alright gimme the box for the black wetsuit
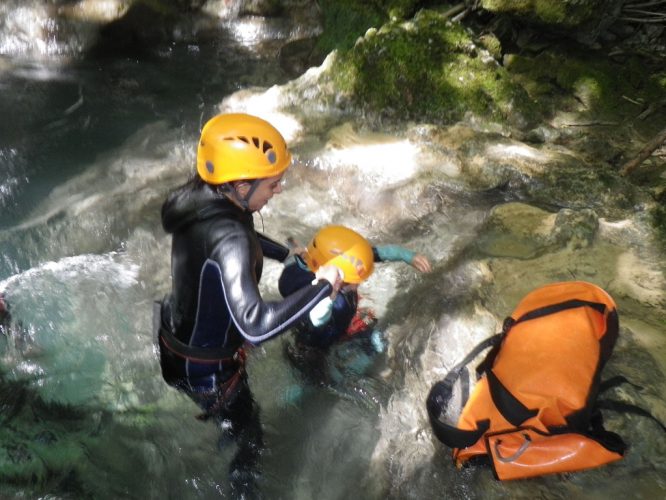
[156,181,332,495]
[158,182,332,393]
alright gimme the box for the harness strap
[195,368,247,421]
[160,328,241,364]
[155,300,240,364]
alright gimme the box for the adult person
[154,113,342,498]
[278,225,432,385]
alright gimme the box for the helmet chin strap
[219,179,261,211]
[241,179,261,211]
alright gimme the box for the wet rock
[476,202,598,259]
[611,251,666,308]
[279,36,324,78]
[522,125,562,144]
[598,217,644,247]
[239,0,283,17]
[553,208,599,250]
[462,136,551,190]
[92,2,182,56]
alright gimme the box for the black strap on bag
[484,300,609,428]
[426,334,501,449]
[595,376,666,434]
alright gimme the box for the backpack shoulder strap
[427,334,501,448]
[597,376,666,433]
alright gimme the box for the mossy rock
[479,0,609,27]
[315,0,386,55]
[504,51,666,125]
[331,9,539,126]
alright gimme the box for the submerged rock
[475,202,598,259]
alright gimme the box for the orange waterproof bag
[427,281,625,480]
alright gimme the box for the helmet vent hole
[262,141,273,153]
[238,136,250,144]
[252,137,260,148]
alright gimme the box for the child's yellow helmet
[196,113,292,185]
[303,225,374,284]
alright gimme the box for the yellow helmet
[196,113,292,184]
[303,225,374,284]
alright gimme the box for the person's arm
[210,225,340,344]
[257,232,290,262]
[374,245,432,273]
[278,255,316,297]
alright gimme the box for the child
[278,225,432,385]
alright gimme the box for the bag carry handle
[493,432,532,463]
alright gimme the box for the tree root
[620,126,666,176]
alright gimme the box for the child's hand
[411,254,432,273]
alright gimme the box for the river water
[1,3,665,499]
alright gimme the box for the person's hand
[411,254,432,273]
[315,264,343,297]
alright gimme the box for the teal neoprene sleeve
[375,245,415,264]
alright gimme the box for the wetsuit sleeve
[211,224,332,345]
[257,232,290,262]
[374,245,416,264]
[278,255,315,297]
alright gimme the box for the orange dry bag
[426,281,627,480]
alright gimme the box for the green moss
[371,0,421,19]
[652,70,666,94]
[505,50,665,121]
[333,9,538,124]
[315,0,385,55]
[480,0,604,26]
[478,33,502,60]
